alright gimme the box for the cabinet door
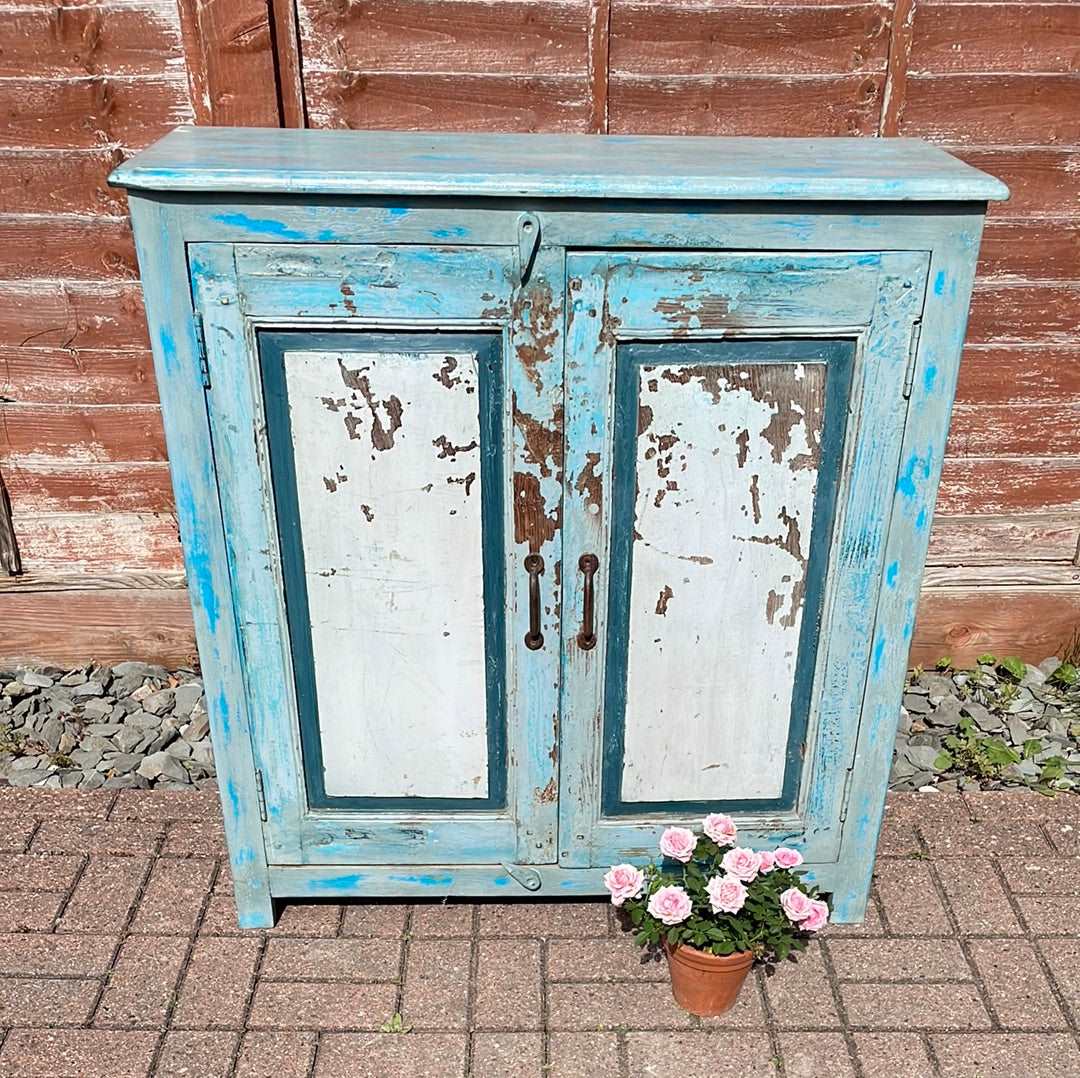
[560,251,928,868]
[190,242,562,867]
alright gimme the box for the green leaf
[981,738,1019,767]
[976,653,997,666]
[998,656,1026,682]
[932,751,954,772]
[1050,662,1079,688]
[935,656,953,671]
[1022,739,1043,761]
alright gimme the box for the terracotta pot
[663,940,754,1016]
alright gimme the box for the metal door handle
[524,553,544,650]
[578,553,599,651]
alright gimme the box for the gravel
[891,656,1080,795]
[0,663,215,791]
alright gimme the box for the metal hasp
[110,127,1006,928]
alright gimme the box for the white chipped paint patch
[284,349,490,800]
[621,362,825,803]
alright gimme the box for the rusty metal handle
[524,554,544,651]
[578,553,599,651]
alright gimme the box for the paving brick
[173,937,261,1030]
[247,981,397,1031]
[261,937,400,981]
[0,854,82,893]
[470,1032,544,1077]
[313,1032,466,1078]
[478,900,609,938]
[155,1031,237,1078]
[548,982,693,1031]
[997,857,1080,896]
[198,894,250,935]
[161,820,227,858]
[967,938,1068,1030]
[1015,896,1074,934]
[625,1032,777,1077]
[821,898,885,937]
[965,790,1080,827]
[0,818,40,853]
[0,933,117,977]
[94,935,189,1029]
[340,903,409,939]
[853,1032,935,1078]
[763,942,842,1030]
[932,1033,1080,1077]
[547,1032,620,1078]
[1044,819,1080,855]
[401,939,470,1030]
[58,855,149,934]
[840,983,991,1030]
[919,817,1052,858]
[780,1032,857,1078]
[410,901,473,937]
[268,903,341,937]
[873,860,952,935]
[32,819,162,857]
[473,938,541,1030]
[548,938,667,982]
[0,978,98,1027]
[0,1029,157,1077]
[935,858,1023,935]
[110,789,221,822]
[129,857,215,935]
[236,1031,318,1078]
[1034,938,1080,1025]
[0,890,63,931]
[0,787,115,820]
[827,938,970,981]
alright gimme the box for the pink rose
[780,887,815,923]
[720,846,760,882]
[706,874,748,915]
[757,850,776,874]
[801,899,829,932]
[647,884,693,926]
[702,813,737,847]
[774,847,804,870]
[602,864,644,907]
[659,826,697,863]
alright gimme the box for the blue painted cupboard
[111,128,1007,926]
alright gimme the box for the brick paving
[0,789,1075,1076]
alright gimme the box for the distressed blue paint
[210,211,305,239]
[933,270,947,295]
[923,364,938,393]
[896,448,933,501]
[432,226,468,238]
[873,636,887,674]
[388,874,455,886]
[158,326,179,375]
[885,561,899,588]
[916,507,928,530]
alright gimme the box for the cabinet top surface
[112,126,1008,203]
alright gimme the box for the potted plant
[603,813,829,1016]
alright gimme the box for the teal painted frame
[258,329,508,812]
[601,338,854,817]
[115,129,1001,924]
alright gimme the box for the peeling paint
[655,585,673,616]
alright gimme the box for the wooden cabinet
[113,129,1006,926]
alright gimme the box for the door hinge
[838,766,856,823]
[254,769,268,822]
[515,212,541,285]
[193,312,211,390]
[902,320,922,399]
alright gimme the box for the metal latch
[902,320,922,399]
[193,311,211,390]
[516,212,541,285]
[503,863,543,891]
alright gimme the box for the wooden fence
[0,0,1077,667]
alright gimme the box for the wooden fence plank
[880,0,914,135]
[305,71,592,132]
[0,282,147,352]
[938,457,1080,515]
[909,1,1080,75]
[0,215,137,281]
[0,469,19,575]
[900,74,1080,144]
[0,3,186,79]
[966,283,1080,344]
[2,462,174,514]
[956,346,1080,406]
[947,403,1080,457]
[955,148,1080,219]
[911,586,1080,667]
[0,348,158,406]
[0,588,196,666]
[977,220,1080,282]
[0,405,167,464]
[609,0,891,76]
[608,74,884,135]
[0,149,127,215]
[0,75,192,150]
[928,513,1079,566]
[10,512,182,574]
[587,0,611,133]
[270,0,306,127]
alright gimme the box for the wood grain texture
[270,0,306,127]
[2,462,173,514]
[0,405,166,464]
[608,75,884,136]
[956,148,1080,219]
[955,346,1080,406]
[0,149,127,215]
[938,458,1080,516]
[304,71,592,133]
[0,282,147,351]
[966,283,1080,345]
[880,0,914,136]
[911,587,1080,667]
[927,514,1079,566]
[9,512,181,574]
[908,2,1080,74]
[0,348,158,405]
[947,404,1080,457]
[610,0,891,76]
[0,469,19,575]
[977,220,1080,282]
[0,215,137,281]
[587,0,611,133]
[297,0,589,74]
[0,587,196,666]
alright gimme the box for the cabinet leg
[825,878,871,924]
[234,883,277,929]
